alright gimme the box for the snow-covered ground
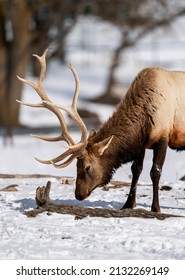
[1,16,185,266]
[1,60,185,261]
[1,133,185,261]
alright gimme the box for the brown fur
[20,51,178,212]
[75,67,185,212]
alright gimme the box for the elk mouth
[86,185,98,198]
[75,182,105,200]
[86,183,104,197]
[88,182,105,195]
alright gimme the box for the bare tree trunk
[93,33,130,104]
[0,48,7,127]
[0,1,33,132]
[0,9,12,140]
[94,8,185,105]
[6,2,32,127]
[0,10,6,116]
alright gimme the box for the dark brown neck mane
[89,79,157,183]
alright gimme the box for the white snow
[1,135,185,260]
[1,16,185,265]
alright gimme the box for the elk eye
[85,166,90,173]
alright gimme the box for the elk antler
[17,48,88,168]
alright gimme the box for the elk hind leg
[150,137,168,212]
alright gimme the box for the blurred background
[1,0,185,144]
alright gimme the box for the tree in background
[91,0,185,103]
[0,0,84,134]
[0,0,185,135]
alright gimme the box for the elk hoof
[121,200,136,210]
[151,205,161,212]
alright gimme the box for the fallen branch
[103,181,149,190]
[24,181,182,220]
[0,173,74,184]
[0,184,18,192]
[0,173,154,190]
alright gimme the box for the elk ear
[88,128,96,140]
[95,135,114,156]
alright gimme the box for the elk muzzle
[75,183,91,200]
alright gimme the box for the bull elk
[17,49,185,212]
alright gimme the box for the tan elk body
[17,49,185,212]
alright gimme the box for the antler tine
[39,151,78,169]
[68,64,79,108]
[51,153,77,168]
[43,64,88,148]
[34,148,78,169]
[34,148,74,165]
[30,134,65,142]
[32,48,48,85]
[68,64,88,143]
[17,48,75,146]
[16,99,43,108]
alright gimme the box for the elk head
[17,49,114,200]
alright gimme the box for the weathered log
[35,181,52,207]
[0,173,62,179]
[0,184,18,192]
[0,173,133,187]
[24,181,182,220]
[0,173,74,184]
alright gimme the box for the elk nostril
[75,194,83,201]
[75,185,84,200]
[75,191,84,201]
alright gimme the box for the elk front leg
[150,138,168,212]
[122,149,145,209]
